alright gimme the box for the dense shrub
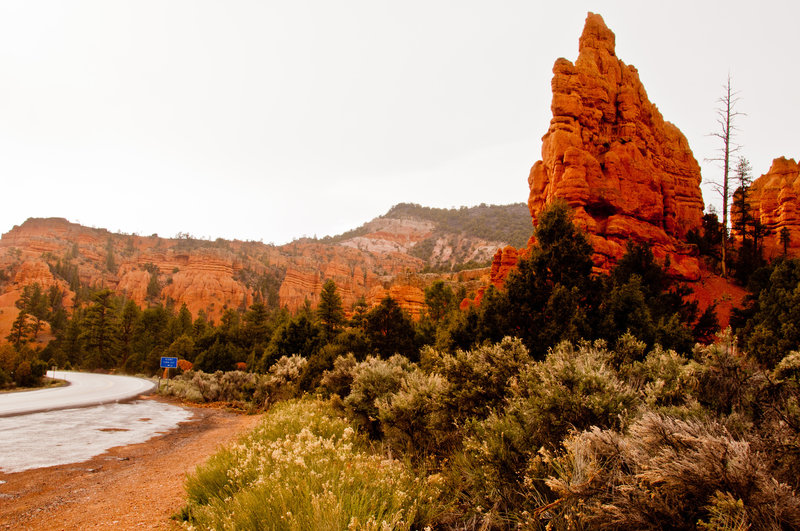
[160,356,307,407]
[260,354,308,405]
[624,341,698,413]
[344,355,414,437]
[421,336,531,420]
[544,413,800,529]
[756,350,800,490]
[454,340,640,524]
[319,352,358,398]
[690,330,764,417]
[733,258,800,368]
[377,370,452,457]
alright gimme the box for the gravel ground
[0,397,261,530]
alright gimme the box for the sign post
[160,357,178,390]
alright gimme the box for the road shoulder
[0,396,261,530]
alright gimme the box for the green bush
[344,355,414,437]
[690,330,763,417]
[377,369,452,457]
[259,354,308,406]
[320,353,358,398]
[454,340,640,524]
[421,336,531,421]
[625,343,698,413]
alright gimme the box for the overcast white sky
[1,1,797,244]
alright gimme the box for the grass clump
[180,398,447,530]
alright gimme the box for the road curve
[0,371,155,417]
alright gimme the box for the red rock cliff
[734,157,800,258]
[527,12,704,280]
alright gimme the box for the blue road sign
[160,357,178,369]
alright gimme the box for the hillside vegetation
[384,202,532,248]
[325,203,531,247]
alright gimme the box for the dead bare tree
[707,74,744,278]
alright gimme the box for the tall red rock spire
[528,12,705,280]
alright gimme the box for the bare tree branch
[703,74,746,277]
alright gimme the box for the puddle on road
[0,400,194,473]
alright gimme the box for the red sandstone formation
[489,246,521,289]
[0,217,483,338]
[460,246,522,309]
[734,157,800,258]
[527,12,704,280]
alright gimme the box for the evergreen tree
[133,305,171,357]
[424,280,456,323]
[349,297,369,328]
[176,303,193,337]
[317,280,344,337]
[502,201,597,358]
[81,289,120,369]
[219,308,242,343]
[146,271,161,303]
[62,310,84,367]
[243,301,271,347]
[733,258,800,367]
[118,299,141,368]
[16,283,49,341]
[6,310,32,349]
[164,334,196,363]
[363,296,417,359]
[780,227,791,256]
[269,314,321,359]
[193,309,209,337]
[194,337,236,372]
[47,285,68,333]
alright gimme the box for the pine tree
[6,310,32,349]
[424,280,455,323]
[81,289,120,369]
[118,299,141,368]
[780,227,791,256]
[243,301,270,346]
[503,201,596,357]
[363,296,417,359]
[16,283,49,341]
[317,279,344,337]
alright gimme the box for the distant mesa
[527,12,705,281]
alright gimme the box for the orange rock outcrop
[734,157,800,258]
[460,246,521,309]
[527,12,704,280]
[489,246,521,289]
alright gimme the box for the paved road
[0,371,155,417]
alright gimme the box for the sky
[1,1,797,244]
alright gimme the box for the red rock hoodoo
[527,12,705,280]
[734,157,800,258]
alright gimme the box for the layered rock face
[528,13,704,280]
[0,215,499,338]
[735,157,800,258]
